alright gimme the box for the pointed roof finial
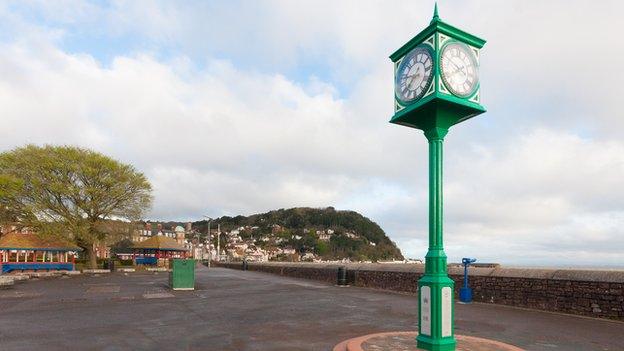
[431,2,440,24]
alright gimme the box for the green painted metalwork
[389,11,485,62]
[431,3,439,24]
[389,4,486,351]
[169,259,196,290]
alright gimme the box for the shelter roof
[132,235,188,251]
[0,232,80,251]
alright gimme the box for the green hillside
[191,207,404,262]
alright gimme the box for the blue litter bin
[460,257,476,303]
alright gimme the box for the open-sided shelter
[131,235,188,266]
[0,232,80,273]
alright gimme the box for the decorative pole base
[417,275,455,351]
[333,331,525,351]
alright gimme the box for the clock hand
[449,60,466,75]
[406,66,423,80]
[446,63,468,79]
[446,67,462,77]
[449,59,461,70]
[409,72,424,89]
[404,72,420,86]
[403,76,415,90]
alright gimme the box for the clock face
[395,46,434,104]
[440,42,479,98]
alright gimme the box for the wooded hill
[175,207,404,262]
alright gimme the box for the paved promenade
[0,266,622,350]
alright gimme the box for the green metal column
[417,127,456,351]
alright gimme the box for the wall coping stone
[240,262,624,283]
[0,276,14,285]
[82,269,111,274]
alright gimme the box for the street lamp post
[217,224,221,262]
[204,216,211,268]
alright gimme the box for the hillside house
[318,232,331,241]
[345,232,358,239]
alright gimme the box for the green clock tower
[389,4,486,351]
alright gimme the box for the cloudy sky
[1,1,623,267]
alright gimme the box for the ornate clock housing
[395,45,434,104]
[440,41,479,98]
[389,7,486,132]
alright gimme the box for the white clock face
[395,46,433,104]
[440,42,479,98]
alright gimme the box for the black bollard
[337,266,347,286]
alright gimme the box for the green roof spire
[431,2,440,24]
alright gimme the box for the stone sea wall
[216,261,624,321]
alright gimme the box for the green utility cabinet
[169,259,195,290]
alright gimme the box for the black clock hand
[449,59,461,70]
[449,60,466,75]
[404,72,419,87]
[409,73,424,89]
[403,76,416,92]
[447,62,468,78]
[445,67,461,77]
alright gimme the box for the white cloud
[1,1,624,266]
[392,129,624,265]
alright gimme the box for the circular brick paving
[333,331,524,351]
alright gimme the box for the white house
[345,232,358,239]
[318,233,331,241]
[281,247,296,255]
